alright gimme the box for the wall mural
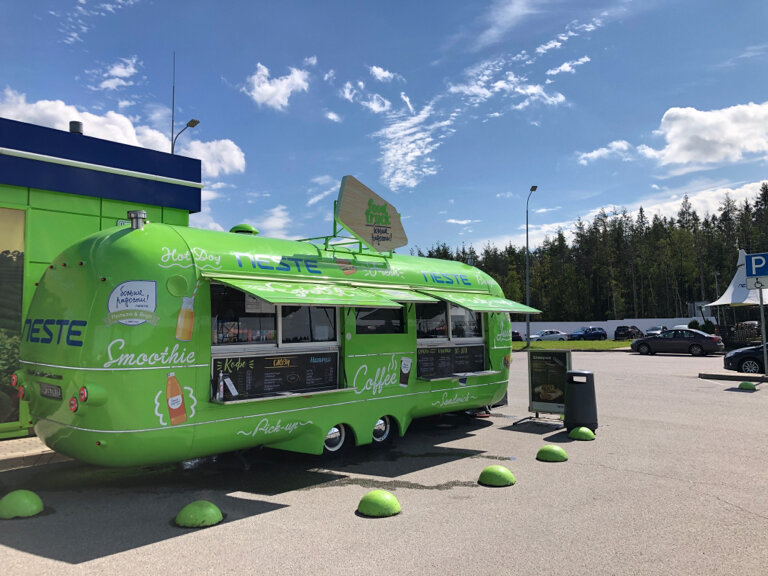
[0,208,24,424]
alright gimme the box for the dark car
[645,325,667,337]
[568,326,607,341]
[511,330,523,342]
[724,344,767,373]
[614,325,643,340]
[631,328,724,356]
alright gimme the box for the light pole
[171,118,200,154]
[525,185,537,348]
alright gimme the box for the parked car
[631,328,724,356]
[511,330,523,342]
[567,326,607,341]
[529,329,568,341]
[724,344,767,373]
[645,325,668,337]
[614,325,643,340]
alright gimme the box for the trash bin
[564,370,598,432]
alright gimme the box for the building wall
[0,117,201,437]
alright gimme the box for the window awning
[420,289,541,314]
[362,287,440,303]
[215,278,402,308]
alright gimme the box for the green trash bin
[564,370,597,432]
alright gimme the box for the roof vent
[229,224,259,235]
[69,121,83,135]
[127,210,147,230]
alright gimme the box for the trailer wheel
[324,424,348,454]
[372,416,395,446]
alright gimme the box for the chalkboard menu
[417,345,485,379]
[211,351,338,401]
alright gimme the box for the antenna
[171,51,175,153]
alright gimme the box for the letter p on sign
[747,253,768,277]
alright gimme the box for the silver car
[529,329,568,341]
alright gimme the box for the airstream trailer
[14,182,537,467]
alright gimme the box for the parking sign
[745,253,768,277]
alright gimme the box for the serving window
[416,300,485,379]
[210,282,340,401]
[355,307,406,335]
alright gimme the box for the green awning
[216,278,402,308]
[421,290,541,314]
[362,287,440,303]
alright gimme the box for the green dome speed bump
[478,465,516,487]
[568,426,596,441]
[536,444,568,462]
[739,381,757,391]
[175,500,223,528]
[0,490,44,519]
[357,489,401,518]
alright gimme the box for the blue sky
[2,0,767,252]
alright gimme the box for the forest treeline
[413,182,768,322]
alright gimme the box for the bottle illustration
[175,296,195,341]
[166,372,187,425]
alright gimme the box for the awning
[363,287,439,303]
[421,289,541,314]
[215,278,401,308]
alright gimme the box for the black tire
[323,424,348,454]
[558,338,565,341]
[371,416,395,446]
[689,344,705,357]
[739,358,763,374]
[637,343,651,355]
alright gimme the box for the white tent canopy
[708,249,768,307]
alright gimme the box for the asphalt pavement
[1,351,767,576]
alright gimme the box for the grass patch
[510,340,629,351]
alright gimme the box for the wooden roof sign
[335,175,408,252]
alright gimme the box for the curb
[699,372,768,382]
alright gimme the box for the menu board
[417,345,485,379]
[211,351,338,401]
[527,350,571,414]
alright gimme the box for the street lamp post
[713,271,721,327]
[525,185,537,348]
[171,118,200,154]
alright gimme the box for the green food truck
[13,176,538,467]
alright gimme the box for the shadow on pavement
[0,412,491,564]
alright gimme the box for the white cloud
[340,81,357,102]
[324,70,336,83]
[400,92,415,114]
[375,103,456,191]
[536,39,562,54]
[496,192,518,199]
[97,77,132,91]
[307,186,337,206]
[325,110,342,123]
[534,206,561,214]
[447,218,481,225]
[578,140,633,165]
[303,55,318,66]
[246,205,297,239]
[361,94,391,114]
[546,56,591,76]
[189,201,226,231]
[369,65,402,82]
[117,99,135,109]
[638,101,768,168]
[54,0,140,44]
[312,175,336,186]
[448,58,505,106]
[474,0,537,50]
[242,63,309,111]
[180,139,246,179]
[108,55,139,78]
